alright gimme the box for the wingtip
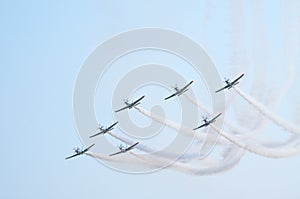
[88,143,95,148]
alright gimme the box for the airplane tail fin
[172,84,178,91]
[134,102,141,106]
[182,89,189,93]
[202,116,209,122]
[97,124,104,130]
[123,99,129,105]
[118,144,125,150]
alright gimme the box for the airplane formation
[66,74,244,160]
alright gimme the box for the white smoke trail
[97,147,245,176]
[210,124,300,158]
[107,131,208,162]
[185,93,300,148]
[87,3,300,175]
[184,93,210,113]
[86,135,245,175]
[129,151,243,176]
[184,93,254,136]
[85,152,143,164]
[102,109,248,174]
[234,87,300,134]
[134,106,249,171]
[108,129,246,171]
[134,106,230,145]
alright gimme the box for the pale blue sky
[1,0,300,198]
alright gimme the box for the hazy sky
[1,1,300,198]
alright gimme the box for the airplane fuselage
[226,80,240,89]
[118,146,126,152]
[174,88,188,96]
[125,101,135,109]
[203,122,210,127]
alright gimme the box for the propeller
[123,99,129,103]
[97,124,104,130]
[73,147,80,153]
[118,144,125,150]
[224,77,230,83]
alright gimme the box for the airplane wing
[114,105,130,112]
[109,151,123,156]
[231,73,244,85]
[82,144,95,153]
[180,80,194,91]
[107,121,118,130]
[125,142,139,151]
[89,131,103,138]
[215,85,230,93]
[193,123,206,130]
[131,95,145,106]
[65,153,82,160]
[210,113,222,123]
[164,92,178,100]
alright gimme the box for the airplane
[164,80,194,100]
[115,95,145,112]
[193,113,222,130]
[65,144,95,160]
[215,74,244,93]
[89,121,118,138]
[109,142,139,156]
